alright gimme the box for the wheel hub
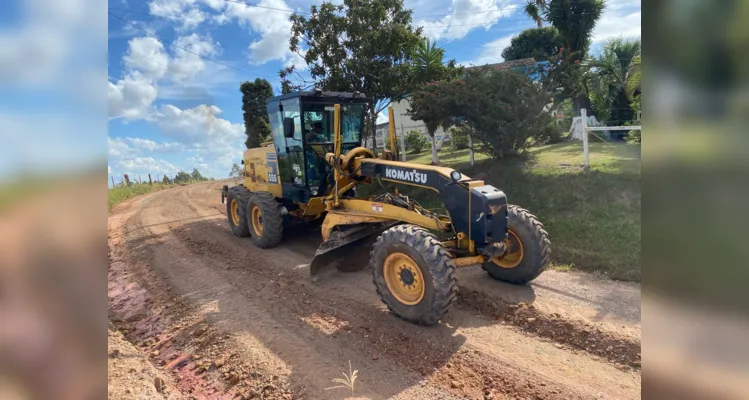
[383,252,425,305]
[399,268,415,286]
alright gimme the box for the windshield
[302,103,364,144]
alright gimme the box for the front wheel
[482,205,551,284]
[370,225,457,326]
[246,192,284,248]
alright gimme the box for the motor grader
[221,90,550,326]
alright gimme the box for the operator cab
[266,90,366,204]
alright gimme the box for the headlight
[310,186,319,196]
[450,170,462,182]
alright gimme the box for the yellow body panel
[242,145,282,198]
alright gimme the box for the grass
[108,182,175,210]
[378,142,641,282]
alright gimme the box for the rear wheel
[370,225,457,326]
[247,192,284,248]
[226,186,251,237]
[482,205,550,284]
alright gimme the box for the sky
[106,0,641,183]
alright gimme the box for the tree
[626,53,641,100]
[588,37,641,125]
[524,0,548,27]
[501,27,563,62]
[410,68,554,159]
[526,0,605,115]
[284,0,424,148]
[174,171,191,184]
[229,163,243,178]
[404,130,428,153]
[410,38,461,83]
[191,168,205,181]
[407,80,457,164]
[240,78,274,149]
[450,126,469,150]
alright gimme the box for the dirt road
[108,181,641,400]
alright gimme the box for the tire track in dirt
[112,182,641,399]
[189,182,640,369]
[129,185,463,400]
[155,183,639,399]
[456,290,641,369]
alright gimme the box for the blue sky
[107,0,640,183]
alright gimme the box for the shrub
[450,127,469,149]
[408,68,554,158]
[404,130,428,153]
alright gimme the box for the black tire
[370,224,457,326]
[246,192,284,248]
[226,186,251,237]
[482,205,551,284]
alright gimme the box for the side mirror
[283,118,295,138]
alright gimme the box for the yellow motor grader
[221,90,550,325]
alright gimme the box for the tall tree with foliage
[524,0,548,27]
[410,68,554,159]
[240,78,274,149]
[407,37,462,164]
[282,0,423,147]
[501,27,563,62]
[588,37,641,124]
[525,0,605,115]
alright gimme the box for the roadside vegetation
[108,182,174,210]
[108,168,215,210]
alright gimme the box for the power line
[110,2,640,26]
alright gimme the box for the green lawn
[396,142,641,282]
[108,183,175,210]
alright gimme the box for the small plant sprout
[325,360,358,395]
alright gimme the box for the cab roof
[268,90,368,103]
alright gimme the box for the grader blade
[310,222,397,282]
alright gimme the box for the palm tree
[410,38,451,165]
[410,38,446,83]
[589,37,642,124]
[626,53,641,100]
[524,0,547,28]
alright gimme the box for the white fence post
[581,108,589,170]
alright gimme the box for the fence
[108,173,160,188]
[579,108,642,170]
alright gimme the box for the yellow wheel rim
[251,205,263,236]
[230,199,240,226]
[492,230,524,268]
[383,252,425,305]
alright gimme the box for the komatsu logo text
[384,168,428,184]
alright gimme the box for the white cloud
[148,0,206,30]
[465,33,513,66]
[168,33,221,83]
[415,0,517,41]
[108,72,159,120]
[117,156,181,176]
[592,10,641,44]
[125,137,186,153]
[212,0,305,67]
[151,104,243,145]
[108,137,139,159]
[124,37,169,80]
